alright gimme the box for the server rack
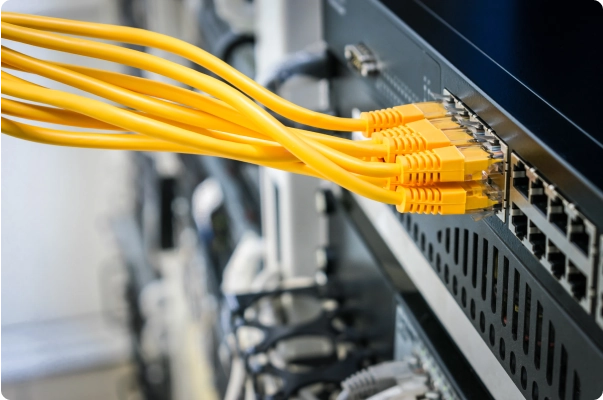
[324,1,603,399]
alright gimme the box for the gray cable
[336,361,413,400]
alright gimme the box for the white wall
[1,0,134,328]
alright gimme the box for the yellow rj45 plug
[392,145,502,185]
[396,181,501,215]
[371,119,476,161]
[360,101,448,137]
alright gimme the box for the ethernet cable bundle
[0,12,503,215]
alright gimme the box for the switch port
[512,161,529,200]
[528,221,545,259]
[546,240,566,279]
[511,204,527,240]
[530,177,548,215]
[549,197,568,234]
[567,262,587,301]
[569,215,590,256]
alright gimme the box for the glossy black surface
[380,0,603,190]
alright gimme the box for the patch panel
[509,152,598,314]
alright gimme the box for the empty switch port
[549,197,568,234]
[530,177,548,215]
[569,215,590,256]
[511,204,528,239]
[528,222,546,259]
[546,240,566,279]
[512,161,529,199]
[567,261,587,300]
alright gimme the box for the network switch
[510,153,598,314]
[325,0,603,398]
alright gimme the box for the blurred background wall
[1,0,135,399]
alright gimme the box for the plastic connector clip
[371,119,476,161]
[392,145,501,185]
[396,181,501,215]
[360,102,448,137]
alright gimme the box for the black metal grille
[399,213,603,400]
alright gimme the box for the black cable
[259,49,333,93]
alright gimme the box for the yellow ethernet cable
[39,63,390,158]
[371,119,476,161]
[360,102,448,137]
[1,47,264,138]
[2,73,403,205]
[1,61,387,158]
[1,98,124,130]
[0,12,507,215]
[1,78,297,162]
[0,109,397,195]
[395,181,501,215]
[0,23,397,187]
[4,116,491,216]
[0,117,324,178]
[2,47,398,179]
[2,93,388,166]
[2,57,389,158]
[1,30,402,185]
[1,12,447,135]
[393,145,502,185]
[49,61,244,123]
[40,63,387,158]
[1,67,390,179]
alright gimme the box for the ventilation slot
[535,302,543,369]
[491,247,499,313]
[533,381,540,400]
[462,229,469,276]
[523,284,532,355]
[445,227,450,253]
[559,346,568,399]
[482,239,489,301]
[472,233,479,288]
[572,371,580,400]
[546,322,555,385]
[489,324,495,346]
[502,257,509,326]
[454,228,460,265]
[512,269,521,340]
